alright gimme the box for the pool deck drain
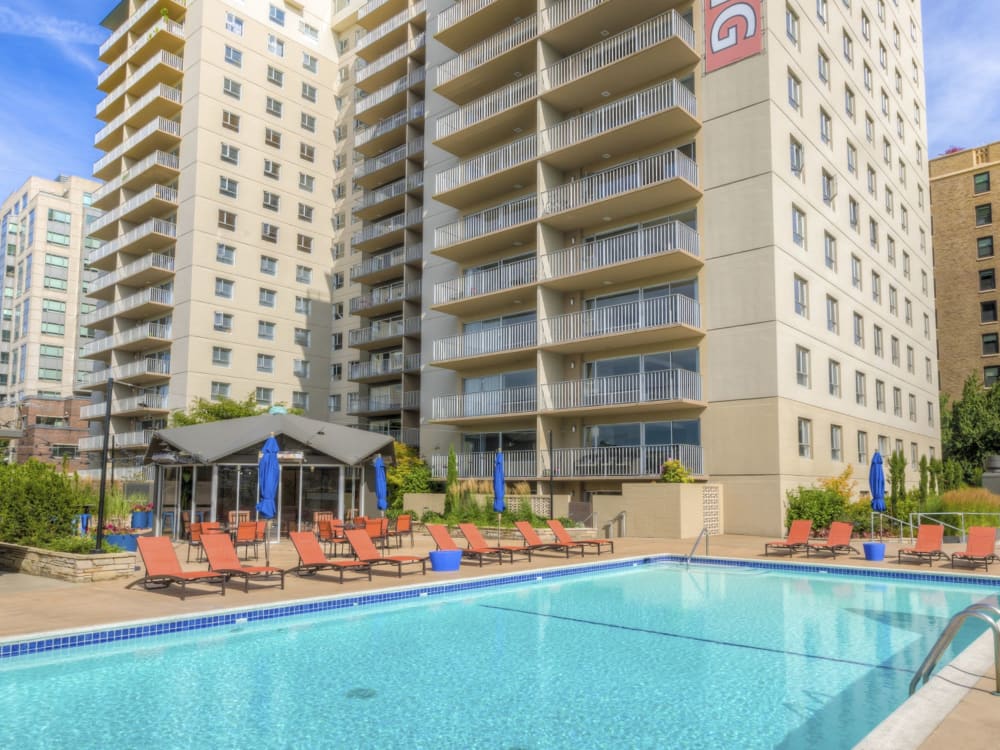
[2,532,998,749]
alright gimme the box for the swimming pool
[0,558,994,749]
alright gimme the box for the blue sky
[0,0,997,200]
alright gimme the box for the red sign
[705,0,763,73]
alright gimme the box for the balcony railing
[76,358,170,389]
[92,151,179,205]
[358,0,393,22]
[549,444,703,477]
[89,253,175,296]
[352,207,423,246]
[348,317,420,347]
[97,50,184,116]
[348,393,404,414]
[350,243,422,281]
[357,33,425,84]
[355,67,426,116]
[539,79,696,154]
[434,257,535,305]
[98,18,184,87]
[540,369,701,411]
[351,279,421,313]
[349,351,420,380]
[354,136,424,179]
[539,11,694,92]
[435,15,536,88]
[434,0,495,35]
[431,450,537,479]
[81,323,171,358]
[80,429,159,452]
[539,149,698,217]
[541,294,699,345]
[94,117,181,175]
[82,287,173,326]
[356,172,424,213]
[432,385,537,419]
[434,194,536,250]
[538,0,609,31]
[357,1,425,51]
[89,184,177,234]
[80,394,169,420]
[356,102,425,148]
[436,73,537,141]
[433,320,536,361]
[541,221,699,280]
[95,83,182,146]
[99,0,187,58]
[435,133,536,194]
[361,425,419,445]
[87,217,177,266]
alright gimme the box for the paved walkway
[1,532,998,749]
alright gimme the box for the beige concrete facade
[929,141,1000,400]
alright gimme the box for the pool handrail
[870,511,917,542]
[908,511,1000,544]
[909,603,1000,696]
[685,527,709,567]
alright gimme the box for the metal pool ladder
[684,527,709,567]
[909,603,1000,696]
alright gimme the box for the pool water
[0,562,993,749]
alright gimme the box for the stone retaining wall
[0,543,136,583]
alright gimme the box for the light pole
[92,378,114,553]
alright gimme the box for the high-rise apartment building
[929,141,999,400]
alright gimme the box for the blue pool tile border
[3,554,999,661]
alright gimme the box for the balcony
[352,207,423,252]
[353,171,423,221]
[92,151,180,209]
[538,11,697,111]
[349,317,421,350]
[94,117,181,180]
[434,73,536,156]
[351,243,422,284]
[538,0,670,54]
[433,194,536,262]
[88,253,175,301]
[347,393,403,416]
[354,136,424,188]
[539,294,701,353]
[80,429,158,453]
[550,444,703,478]
[355,102,424,156]
[432,256,535,316]
[97,50,184,120]
[434,133,536,208]
[356,33,425,91]
[361,424,419,446]
[539,369,703,417]
[350,280,421,316]
[537,149,699,231]
[82,288,173,330]
[355,67,425,124]
[98,17,184,92]
[538,79,698,170]
[540,221,700,291]
[432,385,537,421]
[94,83,183,151]
[76,358,170,390]
[99,0,187,62]
[434,0,536,52]
[349,352,420,382]
[432,320,536,368]
[89,185,178,239]
[80,323,172,361]
[357,1,426,61]
[431,449,536,479]
[81,394,170,420]
[435,15,536,104]
[87,218,177,271]
[357,0,405,28]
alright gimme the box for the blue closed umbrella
[869,450,886,513]
[493,452,505,543]
[257,436,280,565]
[374,455,388,516]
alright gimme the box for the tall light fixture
[92,378,114,553]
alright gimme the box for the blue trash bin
[863,542,886,561]
[429,549,462,572]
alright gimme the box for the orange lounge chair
[459,523,532,563]
[514,521,585,558]
[806,521,860,557]
[427,524,503,566]
[898,524,946,565]
[387,514,414,548]
[201,531,285,591]
[764,519,812,556]
[546,519,614,555]
[131,536,226,600]
[288,532,372,582]
[345,528,427,577]
[951,526,999,571]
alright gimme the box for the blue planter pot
[429,549,462,572]
[863,542,886,562]
[131,511,152,529]
[105,534,139,552]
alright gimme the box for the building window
[225,13,244,36]
[218,210,236,230]
[211,381,231,400]
[873,325,883,356]
[790,137,804,176]
[303,52,318,73]
[265,97,283,118]
[299,173,315,192]
[865,114,874,143]
[851,255,862,289]
[333,272,345,290]
[980,269,996,291]
[295,265,312,283]
[978,237,995,258]
[847,141,858,174]
[907,345,915,373]
[796,345,811,387]
[268,35,285,57]
[215,278,234,298]
[787,72,802,110]
[259,288,276,307]
[219,177,238,198]
[893,387,903,417]
[868,218,879,250]
[269,4,285,25]
[844,86,855,119]
[292,392,309,410]
[220,143,240,164]
[794,275,809,317]
[298,203,313,222]
[296,234,314,253]
[332,332,343,350]
[818,49,830,83]
[294,327,311,346]
[830,424,842,461]
[257,354,275,373]
[224,45,242,67]
[908,394,917,422]
[855,371,866,405]
[792,206,806,247]
[214,312,233,332]
[330,363,342,381]
[984,333,999,355]
[301,113,317,132]
[223,78,242,99]
[301,83,317,103]
[824,233,837,270]
[798,418,812,458]
[871,271,881,303]
[261,224,279,243]
[976,204,993,226]
[295,297,312,315]
[786,6,800,44]
[875,379,886,412]
[256,387,273,407]
[265,128,282,148]
[826,295,839,333]
[849,197,859,231]
[216,243,235,265]
[293,359,310,378]
[222,111,240,131]
[328,394,341,412]
[260,255,277,275]
[266,66,284,87]
[258,320,276,340]
[843,31,853,63]
[829,359,841,397]
[853,313,864,347]
[986,366,1000,387]
[822,170,836,205]
[212,347,231,366]
[262,192,280,212]
[982,301,997,323]
[857,431,868,464]
[820,109,832,144]
[264,160,281,179]
[891,336,899,366]
[300,143,315,162]
[975,172,992,194]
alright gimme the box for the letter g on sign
[705,0,762,73]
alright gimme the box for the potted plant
[131,500,154,530]
[102,522,139,552]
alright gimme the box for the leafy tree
[0,460,78,546]
[659,459,693,483]
[918,455,929,508]
[888,451,907,518]
[940,374,1000,484]
[444,445,459,515]
[385,441,431,512]
[171,393,266,426]
[928,458,942,496]
[818,465,855,502]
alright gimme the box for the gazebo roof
[143,413,395,465]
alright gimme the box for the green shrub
[40,536,124,554]
[785,487,846,532]
[0,461,78,545]
[660,459,693,483]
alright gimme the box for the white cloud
[0,5,104,74]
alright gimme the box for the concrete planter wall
[0,542,136,583]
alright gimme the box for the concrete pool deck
[1,531,998,749]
